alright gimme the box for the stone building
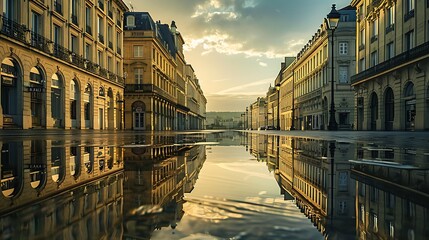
[250,97,267,130]
[291,5,356,130]
[351,0,429,130]
[123,12,206,131]
[0,0,128,129]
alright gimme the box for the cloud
[259,62,267,67]
[215,77,272,95]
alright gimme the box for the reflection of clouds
[216,162,273,180]
[183,200,243,221]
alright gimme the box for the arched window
[404,82,414,97]
[99,86,105,96]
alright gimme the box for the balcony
[99,68,108,78]
[385,24,394,34]
[98,34,104,44]
[86,25,92,35]
[71,14,78,26]
[70,53,85,68]
[108,41,113,49]
[0,15,27,44]
[125,84,175,102]
[53,44,70,62]
[359,44,365,51]
[30,31,50,53]
[370,35,378,43]
[351,41,429,84]
[404,9,414,22]
[54,1,62,15]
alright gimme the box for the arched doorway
[404,82,415,131]
[1,142,23,198]
[370,92,378,131]
[51,142,65,184]
[83,83,93,129]
[30,140,46,191]
[98,86,105,129]
[70,79,80,128]
[132,101,145,130]
[51,73,64,128]
[30,66,46,127]
[384,87,394,131]
[1,58,22,128]
[70,146,81,180]
[107,88,114,129]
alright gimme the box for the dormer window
[126,15,135,28]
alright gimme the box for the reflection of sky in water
[152,146,323,240]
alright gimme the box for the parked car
[266,126,274,130]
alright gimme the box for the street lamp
[326,4,340,131]
[275,83,280,130]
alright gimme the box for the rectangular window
[134,68,143,84]
[406,0,414,12]
[71,35,78,54]
[339,42,348,55]
[32,11,41,35]
[360,29,365,47]
[133,46,143,57]
[85,43,91,60]
[405,30,414,51]
[85,6,91,34]
[107,56,112,70]
[70,0,78,25]
[371,51,378,67]
[372,18,378,40]
[97,50,103,66]
[387,6,395,26]
[54,25,61,45]
[386,42,394,59]
[98,16,104,43]
[116,61,120,75]
[339,66,348,83]
[359,58,365,72]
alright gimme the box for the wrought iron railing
[108,41,113,49]
[71,53,85,68]
[108,10,113,19]
[404,9,415,22]
[351,41,429,84]
[30,31,50,53]
[53,44,70,62]
[1,15,27,43]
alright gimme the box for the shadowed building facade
[0,0,128,129]
[351,0,429,131]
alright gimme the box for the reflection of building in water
[351,144,429,240]
[123,135,206,238]
[0,167,123,239]
[249,133,267,161]
[271,135,356,239]
[0,140,123,214]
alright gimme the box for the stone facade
[123,12,206,131]
[351,0,429,131]
[0,0,128,129]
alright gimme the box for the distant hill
[205,112,243,129]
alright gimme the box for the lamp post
[275,83,281,130]
[326,4,340,131]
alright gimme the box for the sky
[128,0,352,112]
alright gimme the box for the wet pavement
[0,129,428,239]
